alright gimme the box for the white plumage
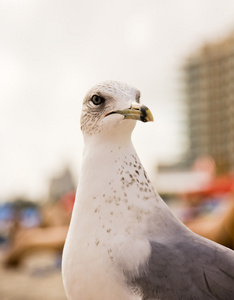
[62,81,234,300]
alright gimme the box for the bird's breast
[62,143,160,299]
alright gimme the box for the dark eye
[91,95,105,106]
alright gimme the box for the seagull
[62,81,234,300]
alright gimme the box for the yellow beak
[108,102,154,123]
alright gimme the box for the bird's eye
[91,95,105,106]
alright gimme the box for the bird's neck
[78,135,143,212]
[70,134,179,242]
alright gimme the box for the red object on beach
[60,191,76,213]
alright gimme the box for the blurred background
[1,1,234,299]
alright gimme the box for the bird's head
[80,81,154,140]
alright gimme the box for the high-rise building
[184,32,234,174]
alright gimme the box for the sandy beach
[0,250,67,300]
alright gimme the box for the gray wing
[130,232,234,300]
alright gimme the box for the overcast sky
[1,0,234,200]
